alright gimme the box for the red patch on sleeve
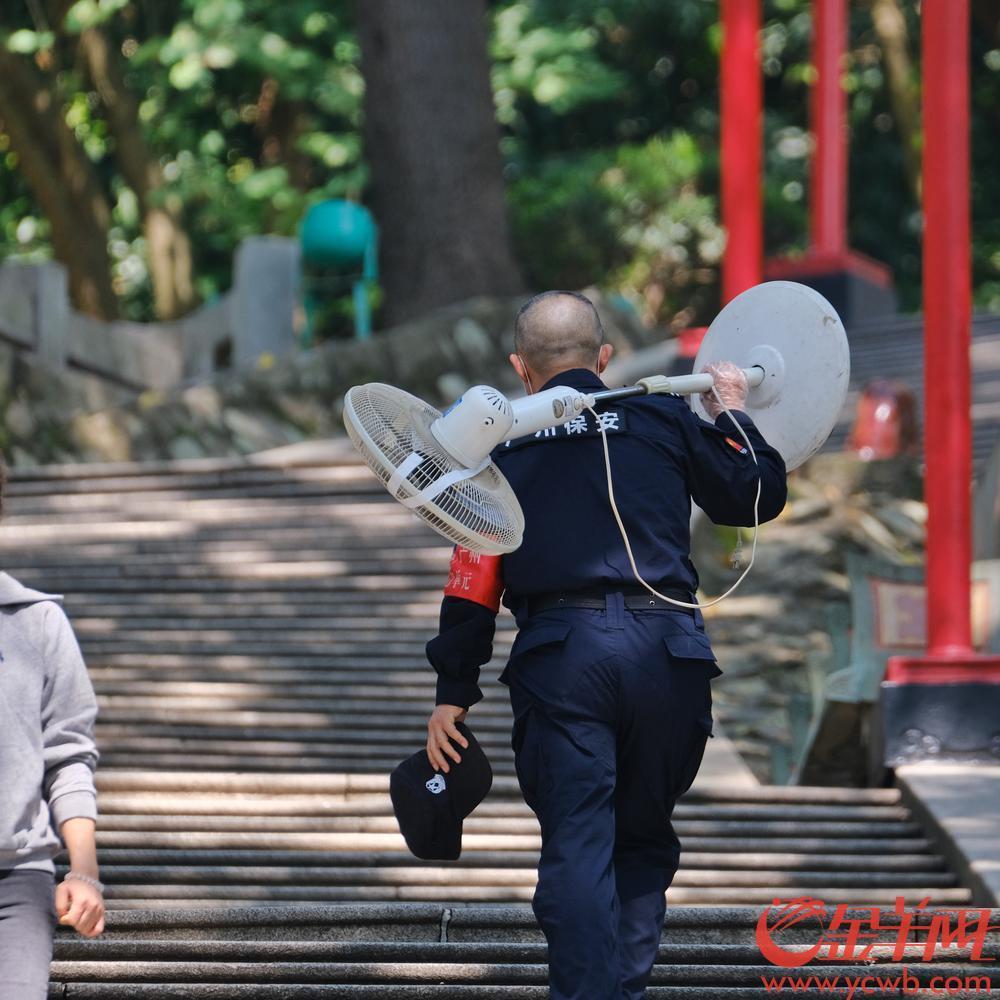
[725,436,748,455]
[444,546,503,611]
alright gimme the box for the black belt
[523,585,697,617]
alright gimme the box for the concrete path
[896,763,1000,906]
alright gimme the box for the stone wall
[0,337,138,466]
[2,291,661,466]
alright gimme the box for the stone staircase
[2,449,996,998]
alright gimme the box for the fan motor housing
[431,386,515,468]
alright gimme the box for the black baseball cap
[389,721,492,861]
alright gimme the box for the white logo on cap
[426,774,447,794]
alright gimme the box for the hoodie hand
[56,877,105,938]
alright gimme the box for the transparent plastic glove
[700,361,748,420]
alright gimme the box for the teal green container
[300,200,375,268]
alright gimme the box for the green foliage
[509,152,622,291]
[498,0,772,325]
[1,0,999,324]
[509,132,724,328]
[64,0,131,34]
[0,0,365,319]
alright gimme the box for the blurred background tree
[356,0,524,326]
[0,0,998,329]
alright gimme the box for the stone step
[82,632,451,651]
[77,638,485,655]
[3,496,417,520]
[90,694,513,714]
[66,885,978,906]
[75,864,962,891]
[81,826,935,852]
[14,537,437,560]
[75,617,448,632]
[94,753,492,773]
[83,660,496,676]
[86,801,926,824]
[91,790,918,818]
[8,448,358,480]
[77,821,943,856]
[47,902,997,946]
[92,709,516,729]
[51,957,997,985]
[0,561,447,581]
[41,984,1000,1000]
[92,771,902,801]
[54,938,998,965]
[90,691,515,712]
[4,480,411,506]
[65,598,449,614]
[0,574,441,592]
[90,816,926,840]
[82,849,948,873]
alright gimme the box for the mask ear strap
[518,355,534,394]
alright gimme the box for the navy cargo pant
[501,593,721,1000]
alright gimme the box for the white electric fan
[344,281,850,574]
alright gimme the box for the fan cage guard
[344,384,524,555]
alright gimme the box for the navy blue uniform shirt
[427,367,787,708]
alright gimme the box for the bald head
[513,291,605,382]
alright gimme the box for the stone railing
[0,236,301,391]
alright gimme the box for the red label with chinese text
[444,546,504,611]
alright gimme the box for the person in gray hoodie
[0,460,104,999]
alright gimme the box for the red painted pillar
[720,0,763,303]
[877,1,997,761]
[810,0,848,258]
[921,0,974,659]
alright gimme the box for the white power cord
[585,385,761,610]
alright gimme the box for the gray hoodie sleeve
[39,602,99,830]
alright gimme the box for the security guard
[424,291,787,1000]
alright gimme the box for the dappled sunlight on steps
[2,455,994,997]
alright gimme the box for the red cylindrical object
[847,379,919,461]
[922,0,973,657]
[720,0,763,303]
[810,0,848,256]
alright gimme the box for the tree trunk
[971,0,1000,44]
[256,79,314,192]
[0,49,117,319]
[356,0,524,326]
[867,0,922,201]
[77,26,197,320]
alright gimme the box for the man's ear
[597,342,614,374]
[510,352,528,383]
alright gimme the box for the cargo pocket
[661,618,724,678]
[674,713,714,800]
[510,705,544,814]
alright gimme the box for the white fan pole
[630,365,766,397]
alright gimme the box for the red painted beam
[720,0,763,303]
[921,0,974,660]
[809,0,848,257]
